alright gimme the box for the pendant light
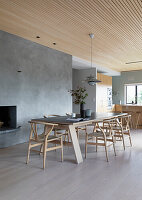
[83,33,101,86]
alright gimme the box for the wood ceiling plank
[0,0,142,71]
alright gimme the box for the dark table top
[31,112,127,126]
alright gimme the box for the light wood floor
[0,129,142,200]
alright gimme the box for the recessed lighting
[36,36,40,38]
[53,42,56,45]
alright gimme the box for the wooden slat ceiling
[0,0,142,72]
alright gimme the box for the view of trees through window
[126,84,142,104]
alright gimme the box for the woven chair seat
[88,131,112,138]
[31,133,60,142]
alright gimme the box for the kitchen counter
[115,104,142,127]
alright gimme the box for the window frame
[125,83,142,105]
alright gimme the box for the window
[137,85,142,104]
[126,84,142,104]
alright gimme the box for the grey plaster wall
[0,30,72,148]
[112,70,142,104]
[72,69,96,113]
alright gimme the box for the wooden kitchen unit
[96,73,112,113]
[115,104,142,129]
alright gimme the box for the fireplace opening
[0,106,17,130]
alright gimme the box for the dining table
[31,112,127,164]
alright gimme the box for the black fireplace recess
[0,106,17,129]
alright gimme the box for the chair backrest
[114,117,122,127]
[95,121,111,137]
[114,114,131,130]
[29,120,58,140]
[102,118,116,136]
[43,124,55,139]
[121,115,131,130]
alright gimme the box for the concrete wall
[72,68,96,113]
[112,70,142,104]
[0,30,72,148]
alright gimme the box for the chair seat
[111,126,129,133]
[32,134,60,142]
[55,131,68,136]
[111,126,121,130]
[53,127,68,131]
[88,131,112,138]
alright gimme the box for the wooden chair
[121,111,134,129]
[66,113,87,140]
[133,111,141,129]
[76,125,87,140]
[45,115,86,143]
[110,115,132,150]
[85,120,116,162]
[26,120,63,169]
[44,115,70,142]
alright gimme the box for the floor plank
[0,129,142,200]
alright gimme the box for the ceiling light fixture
[83,33,101,86]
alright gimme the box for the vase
[80,103,85,118]
[85,109,92,117]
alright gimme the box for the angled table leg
[69,125,83,164]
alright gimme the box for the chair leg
[39,144,43,155]
[122,133,125,150]
[112,136,116,156]
[128,131,132,146]
[61,137,63,162]
[54,131,57,151]
[104,140,109,162]
[26,141,31,164]
[69,131,72,143]
[67,130,70,143]
[85,134,88,159]
[96,137,98,152]
[43,141,47,169]
[64,132,67,142]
